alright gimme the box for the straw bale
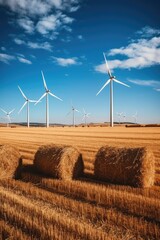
[94,146,155,188]
[34,144,84,180]
[0,144,22,179]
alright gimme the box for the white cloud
[0,0,51,16]
[0,0,80,39]
[36,14,60,34]
[0,0,81,16]
[14,38,52,51]
[17,18,34,33]
[0,53,15,64]
[128,79,160,88]
[53,57,79,66]
[136,26,160,37]
[70,5,80,12]
[47,0,62,8]
[14,38,25,45]
[95,27,160,73]
[61,14,74,24]
[1,47,6,51]
[77,35,83,40]
[17,56,32,64]
[128,79,160,91]
[36,13,74,35]
[27,41,52,51]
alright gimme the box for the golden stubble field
[0,126,160,240]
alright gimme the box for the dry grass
[0,126,160,239]
[0,144,22,179]
[94,146,155,188]
[34,144,84,180]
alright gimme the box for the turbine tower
[0,108,15,127]
[96,52,130,127]
[67,102,79,127]
[82,108,90,126]
[35,71,62,128]
[18,86,37,128]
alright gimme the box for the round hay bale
[0,144,22,180]
[94,146,155,188]
[34,144,84,180]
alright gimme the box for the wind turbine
[0,108,15,127]
[35,71,62,128]
[67,102,79,127]
[18,86,37,128]
[123,112,126,123]
[82,108,90,126]
[117,112,123,124]
[96,52,130,127]
[133,112,138,124]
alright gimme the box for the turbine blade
[83,108,86,114]
[18,86,27,100]
[66,111,71,116]
[8,109,15,115]
[114,79,130,88]
[35,92,47,105]
[49,92,63,101]
[0,108,7,114]
[29,100,37,103]
[41,71,48,91]
[18,101,27,114]
[103,52,112,78]
[75,109,80,113]
[96,79,111,96]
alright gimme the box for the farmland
[0,126,160,240]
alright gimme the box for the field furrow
[0,126,160,239]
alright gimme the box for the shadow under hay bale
[34,144,84,180]
[94,146,155,188]
[0,144,22,180]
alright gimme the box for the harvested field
[0,126,160,239]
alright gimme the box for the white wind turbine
[82,108,90,126]
[96,52,130,127]
[18,86,37,128]
[123,112,126,123]
[0,108,15,127]
[117,112,123,124]
[35,71,62,128]
[67,102,79,127]
[133,112,138,124]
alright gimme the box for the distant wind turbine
[96,52,130,127]
[35,71,63,128]
[82,108,90,126]
[123,112,126,122]
[133,112,138,124]
[0,108,15,127]
[18,86,37,128]
[67,102,79,127]
[117,112,123,124]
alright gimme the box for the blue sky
[0,0,160,125]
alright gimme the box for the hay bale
[0,144,22,179]
[94,146,155,188]
[34,144,84,180]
